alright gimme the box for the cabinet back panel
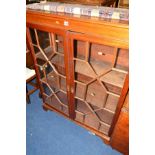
[73,40,128,71]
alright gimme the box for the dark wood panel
[26,50,34,68]
[26,10,128,49]
[110,92,129,155]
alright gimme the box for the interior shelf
[35,47,126,89]
[43,93,69,116]
[36,50,65,68]
[100,70,126,88]
[75,81,119,112]
[75,59,127,88]
[96,109,114,125]
[40,71,67,93]
[50,54,65,68]
[35,46,53,60]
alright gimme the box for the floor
[26,89,122,155]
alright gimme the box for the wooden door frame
[68,31,129,137]
[26,24,74,118]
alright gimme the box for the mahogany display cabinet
[26,7,129,154]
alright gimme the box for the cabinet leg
[26,86,31,104]
[101,138,110,145]
[26,95,31,104]
[42,105,49,111]
[39,92,42,98]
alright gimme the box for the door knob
[90,92,95,96]
[98,52,105,56]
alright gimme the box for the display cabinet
[26,4,129,151]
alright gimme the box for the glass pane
[42,83,52,96]
[55,34,64,54]
[89,43,113,75]
[56,91,69,116]
[105,95,119,112]
[29,28,53,58]
[28,27,68,116]
[59,76,67,92]
[115,48,129,72]
[33,44,40,55]
[99,123,110,135]
[73,40,86,60]
[86,80,107,108]
[72,37,129,136]
[47,71,60,93]
[75,99,92,115]
[48,95,62,110]
[96,109,114,125]
[84,113,100,130]
[100,70,126,95]
[75,82,85,100]
[29,28,37,45]
[50,54,65,70]
[37,30,50,49]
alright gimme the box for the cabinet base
[101,138,110,145]
[42,105,49,111]
[42,102,110,143]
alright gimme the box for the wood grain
[110,92,129,155]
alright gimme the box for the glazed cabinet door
[26,26,70,117]
[68,32,129,136]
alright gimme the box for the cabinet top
[26,2,129,25]
[26,3,129,48]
